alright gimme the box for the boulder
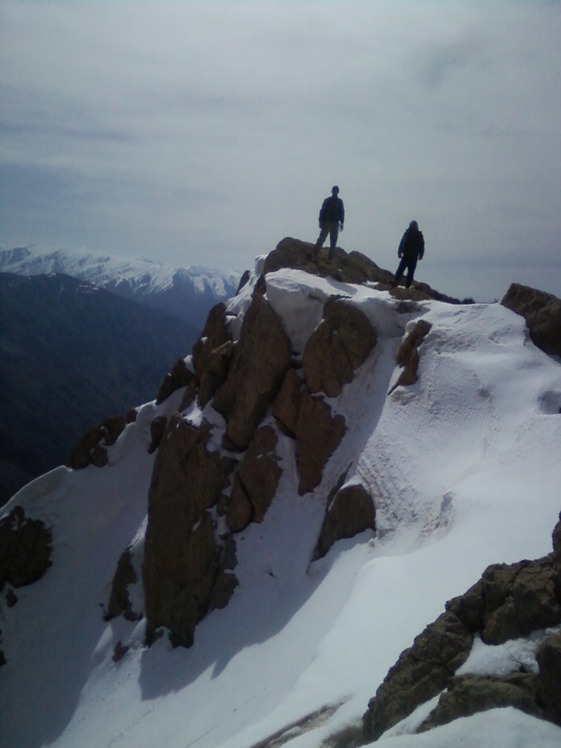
[388,319,432,394]
[418,673,543,732]
[148,415,167,453]
[0,506,52,592]
[537,631,561,725]
[295,392,346,495]
[156,357,197,404]
[234,426,282,524]
[142,415,235,646]
[273,368,303,436]
[105,548,141,622]
[314,483,375,560]
[303,298,378,397]
[213,294,292,450]
[67,414,127,469]
[501,283,561,357]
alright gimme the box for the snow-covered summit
[0,245,241,326]
[1,247,560,748]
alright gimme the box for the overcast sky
[1,1,560,301]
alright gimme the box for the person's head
[409,220,418,230]
[332,185,340,195]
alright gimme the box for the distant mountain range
[0,246,241,330]
[0,247,241,504]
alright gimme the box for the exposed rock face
[156,358,197,404]
[142,416,236,646]
[192,302,233,407]
[273,368,303,436]
[362,515,561,742]
[227,426,282,532]
[314,483,375,560]
[388,319,432,394]
[501,283,561,357]
[0,506,53,592]
[68,415,127,469]
[303,299,377,397]
[363,611,473,741]
[295,392,346,495]
[105,548,141,622]
[213,293,292,450]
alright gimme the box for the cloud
[1,0,560,300]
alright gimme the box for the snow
[1,264,560,748]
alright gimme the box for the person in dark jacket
[393,220,424,288]
[314,186,345,259]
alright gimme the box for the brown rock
[501,283,561,357]
[389,319,432,394]
[148,415,167,453]
[156,358,197,404]
[68,425,106,469]
[362,611,472,741]
[209,572,239,610]
[0,506,52,591]
[227,477,254,533]
[303,298,378,397]
[552,513,561,599]
[142,415,235,646]
[537,631,561,725]
[314,483,375,560]
[418,673,543,732]
[213,294,292,450]
[105,548,141,622]
[295,392,346,495]
[236,425,282,523]
[273,368,303,436]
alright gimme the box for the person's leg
[314,226,329,257]
[394,256,408,285]
[405,258,417,288]
[328,223,339,259]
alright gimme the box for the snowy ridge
[0,246,240,299]
[1,263,560,748]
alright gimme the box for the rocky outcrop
[142,416,236,646]
[296,392,346,495]
[213,293,292,450]
[362,514,561,741]
[303,299,377,398]
[314,482,375,560]
[156,357,197,404]
[105,548,141,622]
[0,506,53,593]
[68,413,133,469]
[388,319,432,394]
[501,283,561,357]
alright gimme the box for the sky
[1,0,560,301]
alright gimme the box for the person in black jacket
[314,186,345,259]
[393,220,425,288]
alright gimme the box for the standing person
[314,185,345,259]
[393,220,424,288]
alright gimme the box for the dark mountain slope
[0,272,198,504]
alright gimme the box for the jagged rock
[501,283,561,357]
[418,673,543,732]
[551,513,561,598]
[314,483,375,560]
[237,269,251,293]
[105,548,141,622]
[0,506,52,592]
[67,415,126,469]
[156,357,197,404]
[362,611,473,741]
[537,631,561,725]
[296,392,346,495]
[227,478,254,533]
[209,571,239,610]
[273,368,303,436]
[192,303,233,407]
[213,293,292,450]
[112,640,129,663]
[303,298,378,397]
[142,415,235,647]
[233,425,282,524]
[148,415,167,453]
[481,558,561,644]
[388,319,432,394]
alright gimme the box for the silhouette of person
[314,186,345,259]
[393,220,424,288]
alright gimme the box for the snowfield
[1,265,560,748]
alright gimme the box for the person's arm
[339,199,345,228]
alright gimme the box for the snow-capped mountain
[0,246,241,329]
[1,240,560,748]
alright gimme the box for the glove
[340,223,344,232]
